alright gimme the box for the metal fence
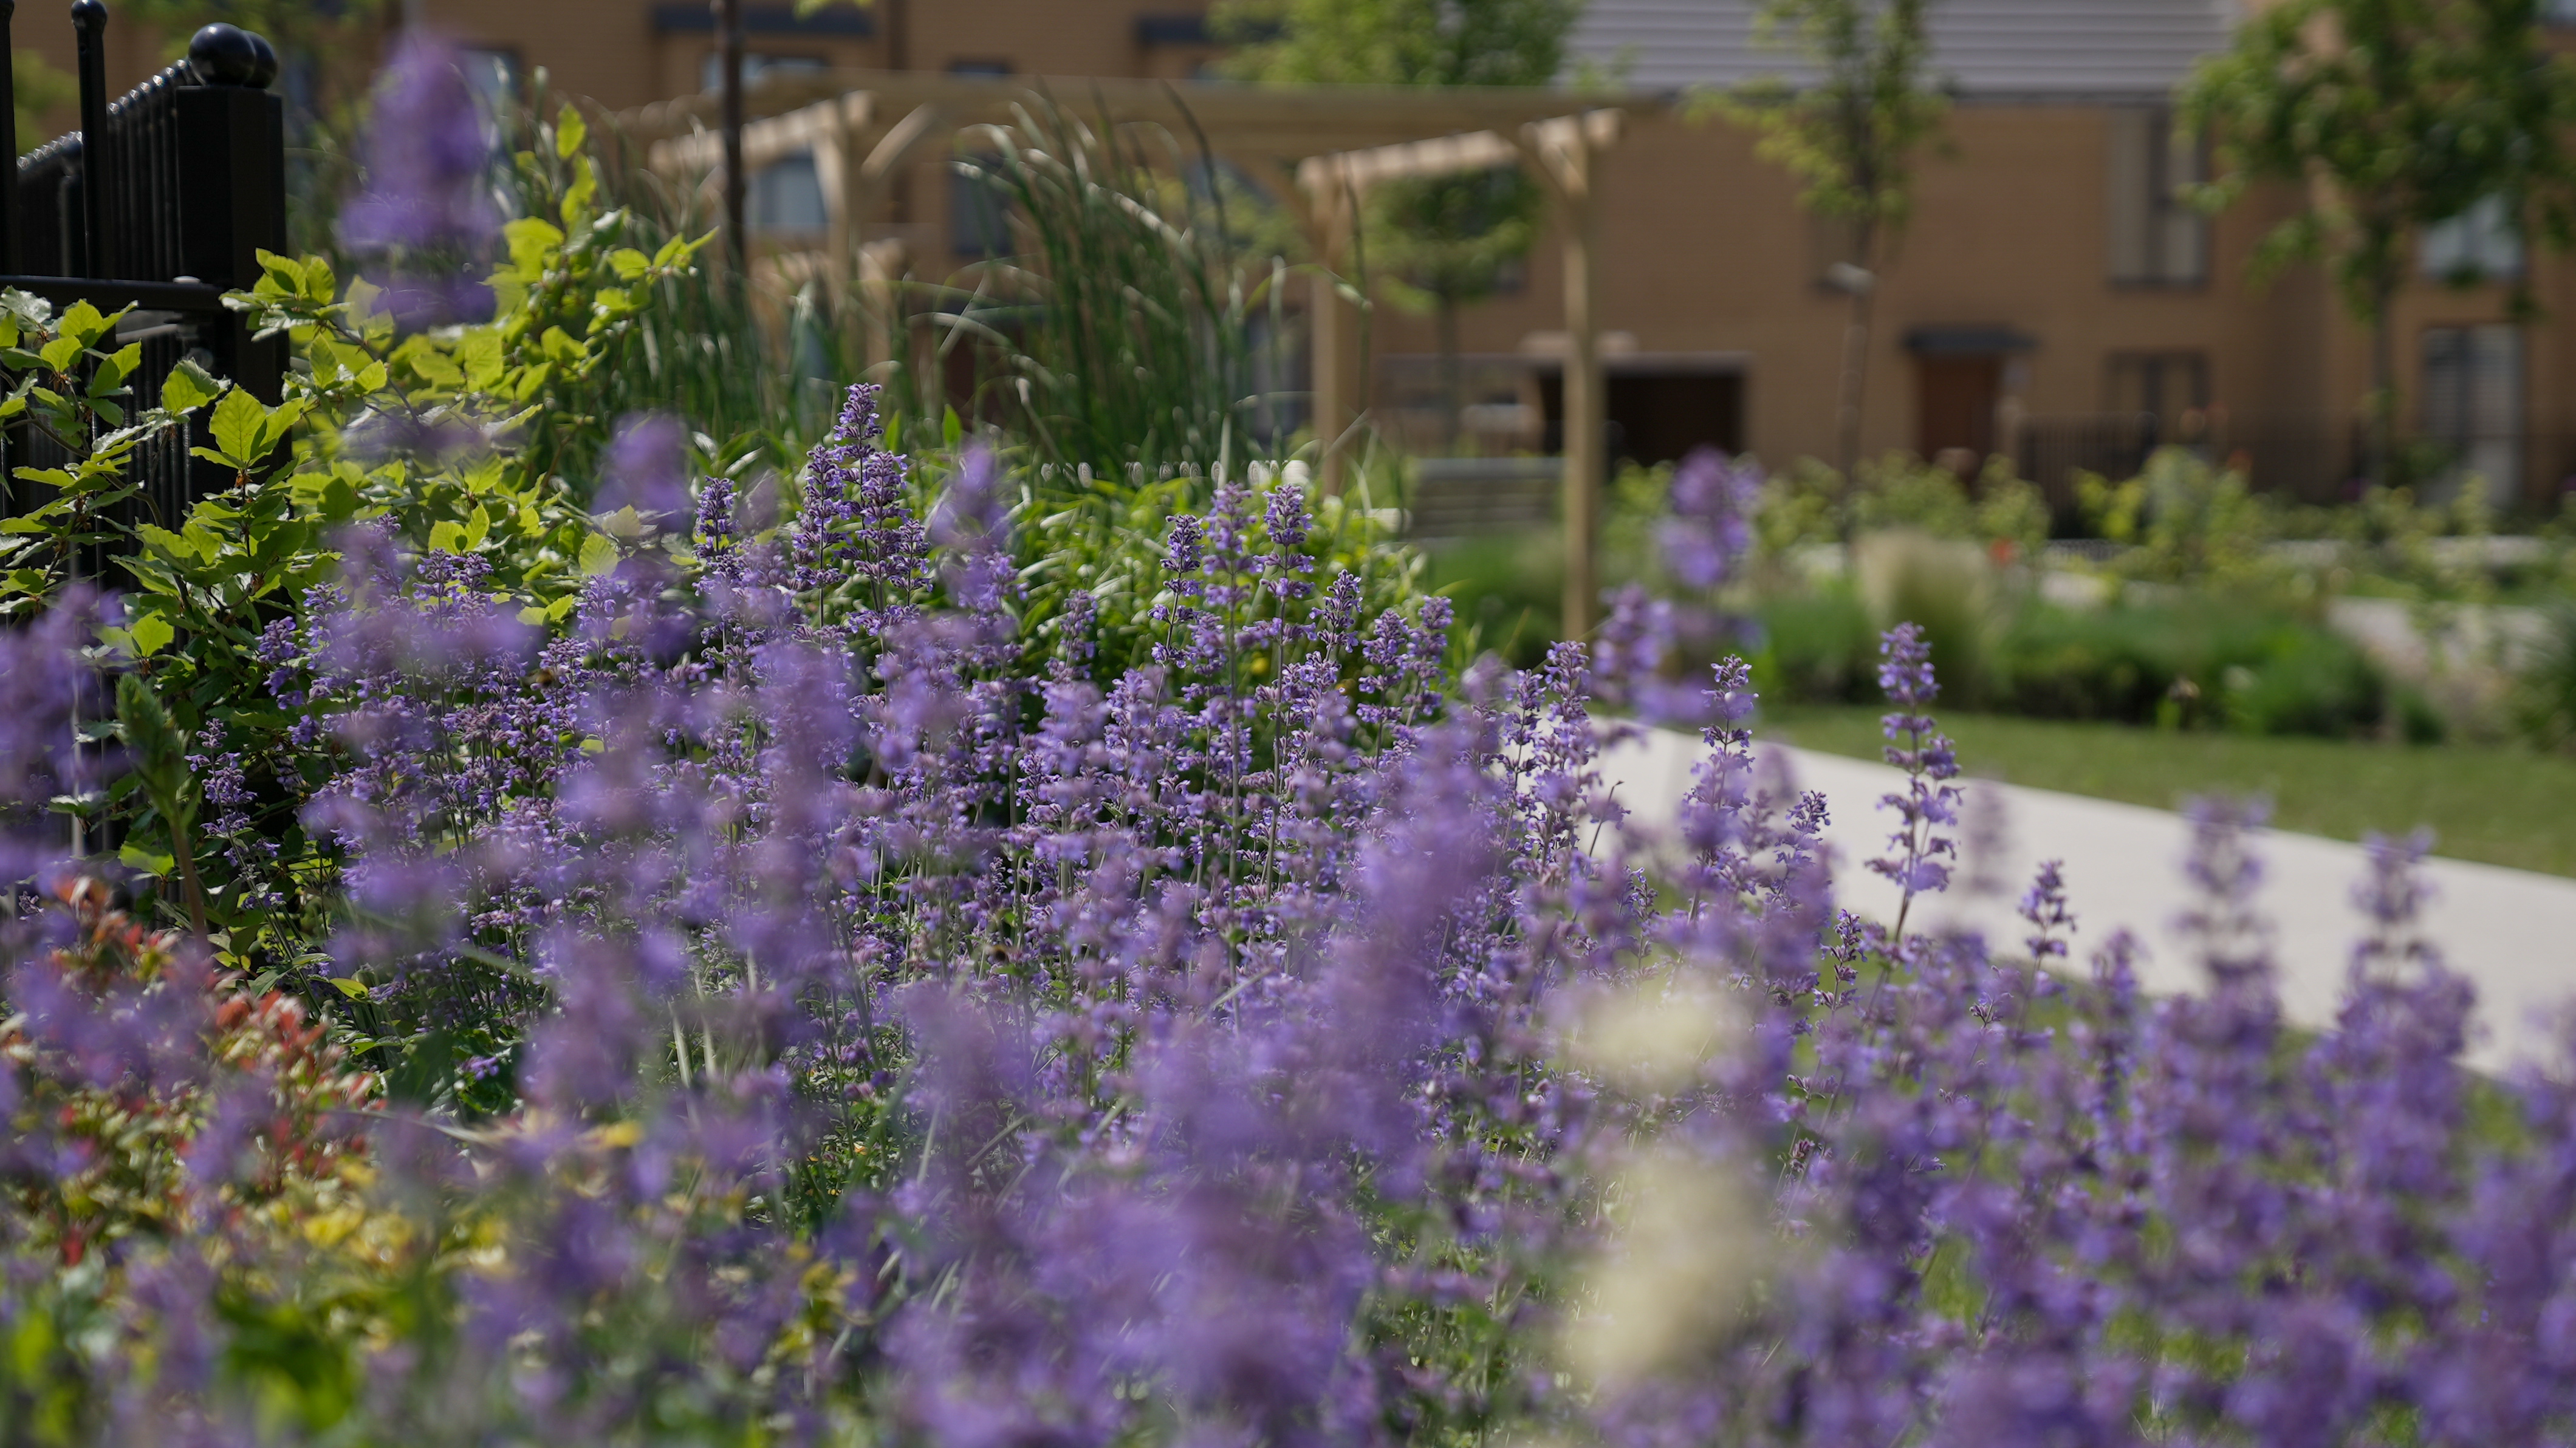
[0,4,287,540]
[2019,413,2576,516]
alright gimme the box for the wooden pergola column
[1524,111,1620,643]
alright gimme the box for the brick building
[19,0,2576,510]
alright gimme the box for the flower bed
[2,390,2573,1443]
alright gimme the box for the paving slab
[1600,726,2576,1071]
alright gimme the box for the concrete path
[1601,726,2576,1071]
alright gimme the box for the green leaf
[399,340,465,389]
[578,530,619,576]
[89,343,142,396]
[326,977,371,1000]
[57,300,108,347]
[555,103,589,159]
[118,840,176,876]
[160,357,224,414]
[457,330,506,391]
[504,217,567,276]
[135,523,195,560]
[255,397,308,456]
[210,387,267,465]
[428,519,468,553]
[37,335,81,372]
[126,610,174,657]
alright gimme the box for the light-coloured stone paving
[1601,726,2576,1071]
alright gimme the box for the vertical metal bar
[0,0,20,278]
[717,0,745,284]
[72,0,105,279]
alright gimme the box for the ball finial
[69,1,106,35]
[188,22,259,85]
[242,29,278,89]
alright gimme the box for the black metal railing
[0,2,287,536]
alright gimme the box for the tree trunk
[2367,277,2396,488]
[1436,291,1463,452]
[1834,275,1876,485]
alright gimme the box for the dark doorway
[1538,367,1745,465]
[1917,355,2001,459]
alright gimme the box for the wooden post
[1527,112,1614,642]
[1561,157,1600,641]
[858,237,905,377]
[1299,159,1362,496]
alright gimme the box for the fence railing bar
[72,1,106,281]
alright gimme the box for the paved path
[1601,727,2576,1071]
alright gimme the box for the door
[1917,356,2002,461]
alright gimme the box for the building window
[2421,324,2523,496]
[953,155,1012,256]
[950,63,1015,256]
[701,51,827,93]
[2422,194,2524,283]
[2106,351,2209,426]
[2106,108,2208,287]
[750,151,829,234]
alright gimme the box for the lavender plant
[10,364,2576,1448]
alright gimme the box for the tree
[1722,0,1947,482]
[2182,0,2576,485]
[1221,0,1583,447]
[1369,167,1543,448]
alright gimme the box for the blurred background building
[15,0,2576,511]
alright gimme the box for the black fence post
[177,23,287,408]
[71,0,105,279]
[0,1,19,279]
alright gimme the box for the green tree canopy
[1721,0,1948,478]
[1219,0,1583,87]
[2181,0,2576,477]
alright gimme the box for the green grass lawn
[1758,705,2576,879]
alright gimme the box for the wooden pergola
[620,72,1662,637]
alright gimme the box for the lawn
[1758,705,2576,879]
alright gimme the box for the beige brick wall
[15,0,2567,505]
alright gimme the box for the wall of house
[13,0,2568,509]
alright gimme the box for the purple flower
[1659,446,1761,592]
[340,35,501,323]
[595,413,691,519]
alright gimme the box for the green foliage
[12,51,74,146]
[0,101,714,965]
[2180,0,2576,465]
[2516,602,2576,752]
[2075,446,2281,589]
[941,98,1294,485]
[1218,0,1584,86]
[1717,0,1948,258]
[1748,452,2048,562]
[1754,577,2406,740]
[2183,0,2576,318]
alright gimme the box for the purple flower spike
[596,413,691,519]
[1868,624,1961,930]
[1659,446,1761,592]
[340,35,501,323]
